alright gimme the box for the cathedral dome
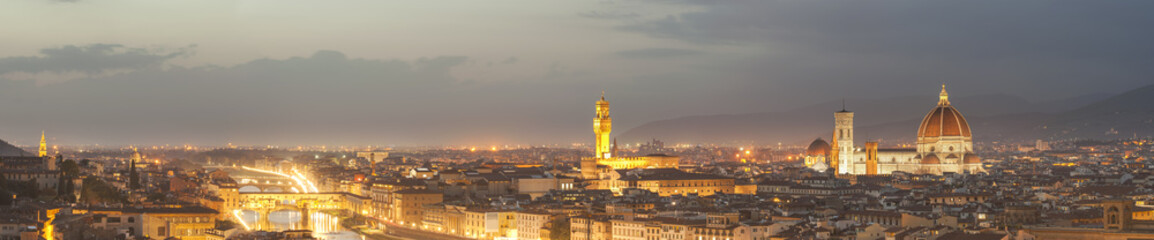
[806,138,831,156]
[921,154,940,164]
[918,86,972,138]
[963,154,981,164]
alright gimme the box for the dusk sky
[1,0,1153,146]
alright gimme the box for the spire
[601,91,605,101]
[611,138,618,157]
[842,98,846,112]
[938,84,950,106]
[38,130,47,157]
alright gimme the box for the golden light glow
[233,210,252,230]
[241,166,315,193]
[43,208,58,240]
[291,168,320,192]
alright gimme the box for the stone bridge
[236,177,299,193]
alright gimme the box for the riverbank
[334,212,405,240]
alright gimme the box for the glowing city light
[233,210,252,230]
[292,168,320,192]
[241,166,313,193]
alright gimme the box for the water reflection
[237,210,364,240]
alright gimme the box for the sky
[1,0,1153,147]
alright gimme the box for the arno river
[237,210,365,240]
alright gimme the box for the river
[237,210,365,240]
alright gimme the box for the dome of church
[806,138,831,156]
[918,86,972,138]
[921,154,940,164]
[964,154,981,164]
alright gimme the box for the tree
[79,176,126,204]
[549,216,571,240]
[129,159,141,190]
[60,160,80,177]
[58,160,81,201]
[0,180,40,200]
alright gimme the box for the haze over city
[2,0,1153,147]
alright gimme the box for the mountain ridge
[0,138,31,157]
[617,88,1125,146]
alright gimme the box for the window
[127,217,135,223]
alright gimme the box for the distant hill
[0,138,30,157]
[616,89,1118,145]
[1034,84,1154,140]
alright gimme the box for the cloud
[0,49,486,145]
[611,0,1154,100]
[0,45,726,147]
[579,10,640,20]
[621,1,1154,59]
[3,0,1154,146]
[0,44,192,75]
[615,48,701,59]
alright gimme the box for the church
[805,86,984,175]
[0,131,62,191]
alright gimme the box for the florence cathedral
[805,85,984,175]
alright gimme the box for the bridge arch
[237,193,350,231]
[238,184,290,193]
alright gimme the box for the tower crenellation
[594,92,612,159]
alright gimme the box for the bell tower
[1103,199,1133,230]
[834,106,855,174]
[865,142,878,175]
[38,130,48,158]
[594,92,612,159]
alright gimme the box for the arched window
[1109,207,1120,224]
